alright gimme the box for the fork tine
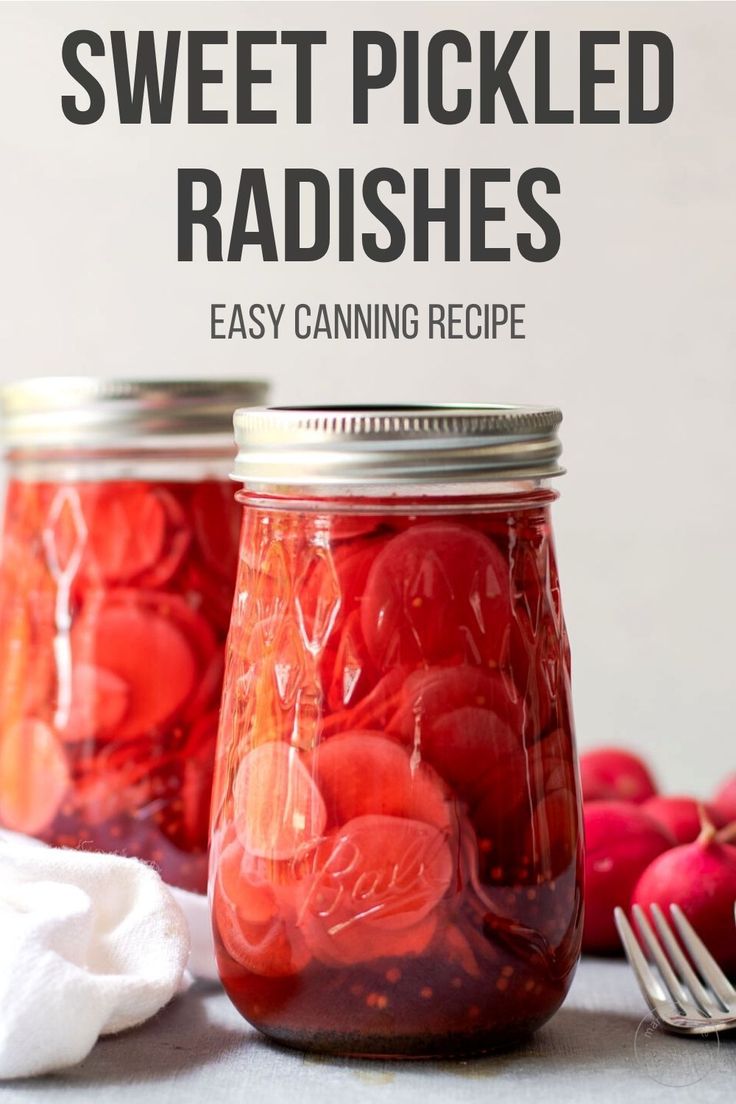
[670,904,736,1009]
[614,906,668,1012]
[649,904,713,1015]
[631,905,698,1016]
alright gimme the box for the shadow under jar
[0,376,267,892]
[210,405,584,1058]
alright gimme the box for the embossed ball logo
[295,815,454,965]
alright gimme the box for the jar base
[252,1022,538,1060]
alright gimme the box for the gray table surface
[2,959,734,1103]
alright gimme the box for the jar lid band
[0,377,269,451]
[232,405,564,487]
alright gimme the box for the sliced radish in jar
[297,535,389,665]
[299,536,389,630]
[234,742,327,860]
[319,665,409,738]
[308,731,450,831]
[86,485,167,582]
[388,667,524,808]
[183,652,225,722]
[133,488,192,588]
[72,599,197,739]
[57,663,130,743]
[523,787,580,878]
[361,522,511,670]
[180,561,234,634]
[173,711,219,851]
[138,591,218,667]
[303,909,438,968]
[214,835,311,976]
[388,665,522,735]
[191,481,241,580]
[324,610,379,711]
[0,719,70,834]
[324,514,387,541]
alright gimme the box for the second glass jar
[0,377,267,891]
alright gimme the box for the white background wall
[0,2,734,795]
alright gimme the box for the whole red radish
[642,796,726,846]
[582,801,674,954]
[580,747,657,804]
[713,774,736,825]
[632,818,736,977]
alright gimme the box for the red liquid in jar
[0,479,240,892]
[211,496,583,1056]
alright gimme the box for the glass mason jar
[210,405,583,1057]
[0,377,267,892]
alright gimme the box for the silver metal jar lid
[0,376,269,451]
[232,405,564,487]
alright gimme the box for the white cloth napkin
[0,830,217,1080]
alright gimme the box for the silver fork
[614,902,736,1034]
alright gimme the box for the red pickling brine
[0,478,239,891]
[0,377,268,891]
[211,405,583,1058]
